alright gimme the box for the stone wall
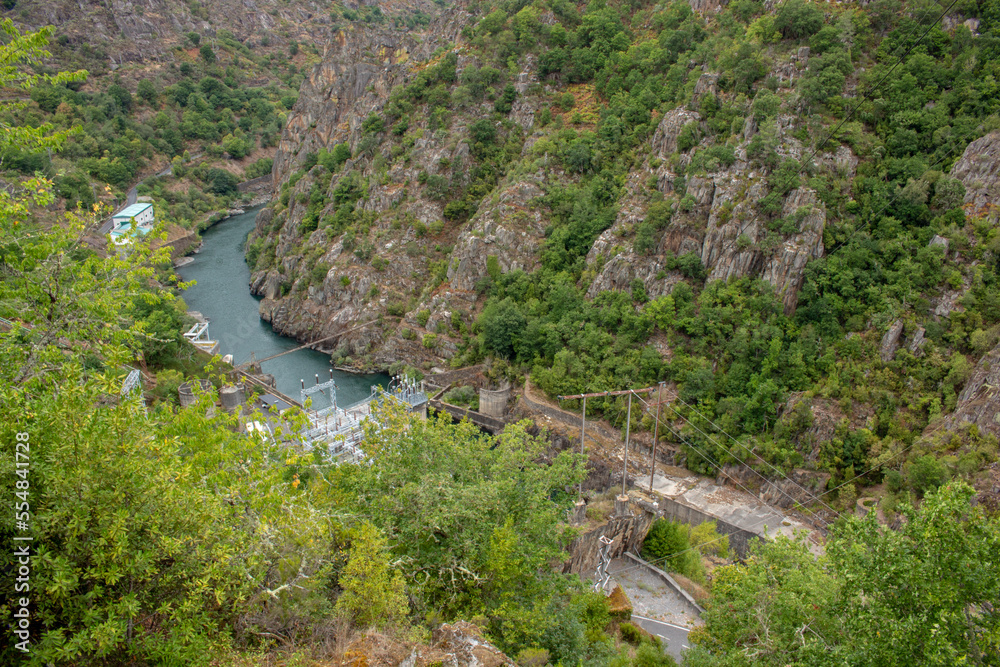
[425,365,487,393]
[517,385,622,444]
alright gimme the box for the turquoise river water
[177,206,386,410]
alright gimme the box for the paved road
[632,614,691,661]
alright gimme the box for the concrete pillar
[571,499,587,525]
[615,494,632,518]
[220,384,246,411]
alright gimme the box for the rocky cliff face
[950,130,1000,217]
[586,106,838,314]
[247,10,561,366]
[273,25,440,184]
[13,0,437,66]
[932,340,1000,439]
[446,174,549,292]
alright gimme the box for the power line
[673,395,841,518]
[630,390,834,529]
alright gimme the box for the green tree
[829,482,1000,665]
[335,523,409,627]
[205,167,239,195]
[775,0,824,39]
[338,403,585,623]
[137,79,158,106]
[687,535,841,666]
[480,297,527,359]
[689,483,1000,665]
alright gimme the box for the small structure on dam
[220,384,246,411]
[478,381,511,419]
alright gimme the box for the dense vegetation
[279,0,1000,513]
[3,24,301,227]
[1,24,676,667]
[3,0,1000,663]
[687,482,1000,665]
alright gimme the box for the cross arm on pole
[558,386,658,400]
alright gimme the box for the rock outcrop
[586,105,832,313]
[933,341,1000,438]
[950,130,1000,217]
[342,621,516,667]
[14,0,396,64]
[880,319,905,362]
[446,175,549,292]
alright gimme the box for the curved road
[632,614,692,661]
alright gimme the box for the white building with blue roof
[110,203,155,245]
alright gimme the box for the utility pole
[622,391,632,498]
[558,386,658,523]
[650,381,663,494]
[579,394,586,500]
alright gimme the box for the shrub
[907,455,948,497]
[362,113,384,134]
[516,648,550,667]
[775,0,824,40]
[634,222,656,254]
[442,385,478,409]
[885,469,905,493]
[642,519,690,566]
[689,521,729,558]
[642,519,707,583]
[619,622,642,645]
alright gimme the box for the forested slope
[0,0,442,228]
[0,6,998,666]
[254,0,1000,513]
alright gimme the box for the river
[177,206,386,410]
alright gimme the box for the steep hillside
[9,0,439,67]
[252,0,1000,511]
[1,0,443,230]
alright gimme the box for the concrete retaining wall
[657,495,761,558]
